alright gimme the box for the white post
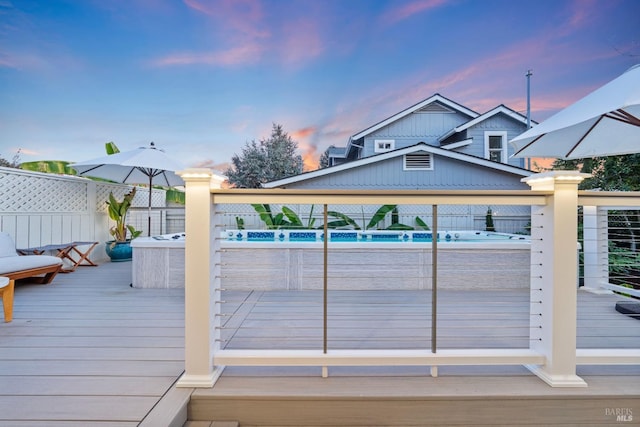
[523,171,589,387]
[582,206,612,294]
[176,168,222,387]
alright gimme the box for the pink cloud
[183,0,269,39]
[191,158,230,171]
[0,48,85,72]
[152,43,263,67]
[293,127,319,171]
[382,0,449,25]
[152,0,335,70]
[16,148,39,156]
[151,0,271,68]
[565,0,599,32]
[0,51,38,69]
[291,126,316,140]
[280,18,325,67]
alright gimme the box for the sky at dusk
[1,0,639,172]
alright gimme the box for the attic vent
[404,153,433,170]
[416,102,454,113]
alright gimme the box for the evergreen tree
[553,154,640,190]
[319,146,333,169]
[225,124,303,188]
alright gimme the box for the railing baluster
[431,204,437,354]
[323,204,328,355]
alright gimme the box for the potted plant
[105,188,142,262]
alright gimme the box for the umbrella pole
[148,175,152,236]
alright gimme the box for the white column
[176,168,222,388]
[582,206,612,294]
[523,171,589,387]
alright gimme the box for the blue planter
[105,240,133,262]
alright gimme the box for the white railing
[177,170,640,389]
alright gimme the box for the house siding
[280,155,529,190]
[362,110,471,157]
[455,114,527,168]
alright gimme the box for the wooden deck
[187,288,640,426]
[1,262,639,426]
[0,261,186,427]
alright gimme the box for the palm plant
[251,204,316,229]
[326,205,413,230]
[106,188,142,242]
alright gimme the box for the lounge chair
[0,232,63,284]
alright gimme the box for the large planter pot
[105,240,133,262]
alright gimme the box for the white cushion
[0,233,17,258]
[0,255,62,275]
[0,276,9,288]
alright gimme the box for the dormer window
[484,131,508,163]
[374,139,395,153]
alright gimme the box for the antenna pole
[526,70,533,129]
[526,69,533,170]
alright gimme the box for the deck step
[183,422,239,427]
[188,374,640,426]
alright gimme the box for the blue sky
[1,0,638,172]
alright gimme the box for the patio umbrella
[71,142,185,236]
[510,64,640,159]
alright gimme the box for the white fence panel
[0,167,166,262]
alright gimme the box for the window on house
[404,153,433,170]
[484,132,508,163]
[374,139,395,153]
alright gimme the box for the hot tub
[220,230,531,291]
[131,230,531,290]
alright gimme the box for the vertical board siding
[463,114,528,168]
[361,110,471,157]
[288,156,529,190]
[358,111,527,169]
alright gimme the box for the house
[265,93,534,190]
[328,93,532,167]
[263,94,535,232]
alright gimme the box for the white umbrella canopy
[71,142,185,186]
[71,142,185,236]
[510,64,640,159]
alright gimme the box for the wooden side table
[0,276,14,322]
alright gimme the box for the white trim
[439,105,533,142]
[442,138,473,150]
[351,94,479,141]
[576,348,640,365]
[215,348,545,367]
[374,139,395,153]
[601,282,640,297]
[524,365,587,387]
[485,131,508,163]
[264,143,531,188]
[175,370,223,388]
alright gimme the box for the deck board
[1,261,639,425]
[0,262,186,425]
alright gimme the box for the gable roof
[264,142,531,188]
[439,104,536,142]
[350,94,480,142]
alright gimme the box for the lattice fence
[0,167,168,259]
[95,184,165,213]
[0,170,89,212]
